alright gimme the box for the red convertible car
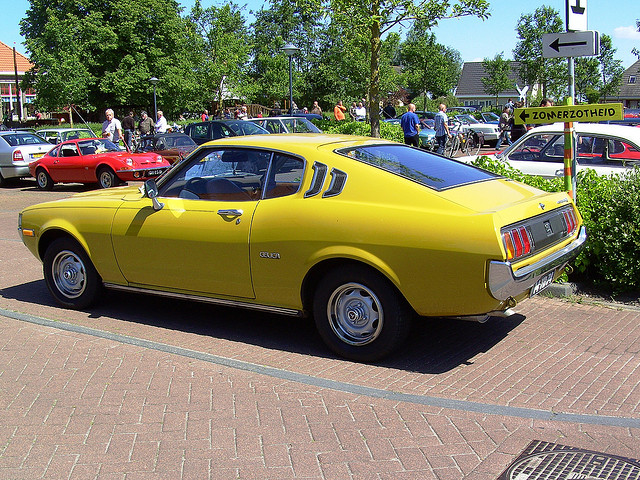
[30,138,171,189]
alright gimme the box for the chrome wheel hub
[327,282,383,346]
[52,250,86,298]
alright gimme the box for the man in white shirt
[155,110,168,133]
[354,102,367,121]
[102,109,123,144]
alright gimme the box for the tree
[20,0,193,117]
[400,21,462,110]
[595,34,624,102]
[481,53,513,106]
[328,0,489,137]
[513,6,566,101]
[632,20,640,59]
[187,1,251,112]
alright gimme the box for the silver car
[249,116,321,134]
[37,127,95,144]
[0,131,52,186]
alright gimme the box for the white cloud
[614,26,640,40]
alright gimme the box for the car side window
[160,148,271,201]
[60,144,79,157]
[264,153,304,199]
[509,134,561,162]
[265,121,283,133]
[190,123,210,143]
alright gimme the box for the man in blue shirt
[434,103,451,155]
[400,103,420,147]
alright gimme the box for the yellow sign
[514,103,623,125]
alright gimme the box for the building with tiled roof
[607,59,640,108]
[455,61,537,109]
[0,41,35,122]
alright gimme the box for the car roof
[38,128,94,132]
[201,133,391,152]
[528,122,640,142]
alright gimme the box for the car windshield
[456,114,479,124]
[337,144,499,191]
[77,138,121,155]
[482,113,500,122]
[226,122,269,136]
[0,133,48,146]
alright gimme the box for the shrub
[472,155,640,294]
[314,120,404,143]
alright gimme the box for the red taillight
[563,209,577,235]
[13,150,23,163]
[503,226,534,260]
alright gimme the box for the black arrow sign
[519,110,529,123]
[571,0,585,14]
[549,38,588,52]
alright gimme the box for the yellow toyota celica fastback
[19,134,586,361]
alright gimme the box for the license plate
[31,153,45,159]
[146,169,164,176]
[530,270,555,297]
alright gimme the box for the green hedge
[472,156,640,295]
[315,119,404,143]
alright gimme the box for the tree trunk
[369,3,381,138]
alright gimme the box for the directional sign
[542,31,599,59]
[513,103,623,125]
[567,0,587,31]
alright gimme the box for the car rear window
[0,133,48,146]
[337,144,499,191]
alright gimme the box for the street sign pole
[563,98,576,199]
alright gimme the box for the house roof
[617,59,640,99]
[455,61,524,97]
[0,41,32,75]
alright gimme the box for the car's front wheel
[36,168,54,190]
[313,265,412,362]
[43,237,102,309]
[97,167,117,188]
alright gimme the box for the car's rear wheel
[313,265,412,362]
[36,168,54,190]
[43,237,102,309]
[97,167,117,188]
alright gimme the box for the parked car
[29,137,171,189]
[461,123,640,178]
[455,114,501,143]
[19,134,586,361]
[479,112,500,124]
[0,131,51,186]
[135,132,198,164]
[184,120,269,145]
[249,116,321,134]
[36,127,95,144]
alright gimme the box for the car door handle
[217,209,243,217]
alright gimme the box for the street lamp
[281,44,300,115]
[149,77,159,121]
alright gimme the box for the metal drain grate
[497,440,640,480]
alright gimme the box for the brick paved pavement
[1,181,639,479]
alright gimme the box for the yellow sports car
[19,134,586,361]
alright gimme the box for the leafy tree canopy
[481,53,513,106]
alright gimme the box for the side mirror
[143,179,164,211]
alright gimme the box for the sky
[2,0,640,70]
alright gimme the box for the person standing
[434,103,450,155]
[311,101,322,116]
[102,108,123,145]
[155,110,168,133]
[400,103,421,147]
[122,111,135,150]
[382,102,397,119]
[201,109,209,122]
[510,101,527,141]
[334,101,347,121]
[138,111,154,136]
[496,106,513,150]
[354,102,367,121]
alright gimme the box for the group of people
[101,109,168,149]
[333,100,368,121]
[400,103,451,154]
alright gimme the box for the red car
[30,138,171,190]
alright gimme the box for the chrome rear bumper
[488,226,587,301]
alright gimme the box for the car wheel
[43,237,102,309]
[35,168,54,190]
[313,265,412,362]
[97,167,117,188]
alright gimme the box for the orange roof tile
[0,41,33,73]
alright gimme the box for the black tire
[97,167,117,188]
[43,237,102,309]
[313,265,412,362]
[35,168,54,190]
